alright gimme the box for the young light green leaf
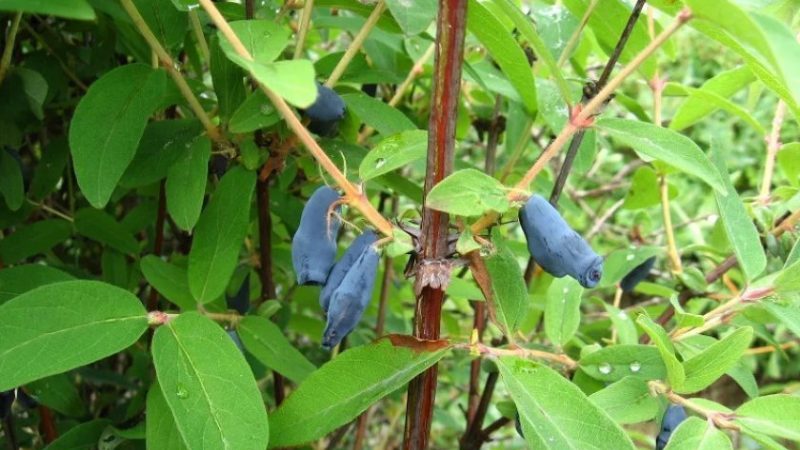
[425,169,510,217]
[595,118,726,194]
[0,280,148,391]
[229,90,280,134]
[0,219,72,264]
[710,148,765,281]
[147,383,189,450]
[482,244,528,340]
[75,208,140,255]
[69,64,166,208]
[544,277,583,347]
[359,130,427,180]
[467,0,537,115]
[341,93,417,137]
[736,394,800,441]
[188,167,256,303]
[670,66,754,131]
[268,336,450,448]
[636,314,685,388]
[497,357,636,450]
[0,0,95,20]
[152,312,269,450]
[217,20,290,65]
[140,256,196,311]
[237,316,316,383]
[0,265,74,305]
[667,83,764,135]
[227,56,316,108]
[579,345,666,382]
[599,245,660,288]
[0,149,24,211]
[588,376,659,424]
[664,417,733,450]
[677,327,752,394]
[604,304,638,345]
[42,419,111,450]
[622,166,678,211]
[166,136,210,231]
[385,0,436,35]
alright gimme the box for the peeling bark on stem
[403,1,468,449]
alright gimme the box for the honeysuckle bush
[0,0,799,449]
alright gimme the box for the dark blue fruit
[361,83,378,98]
[656,405,687,450]
[514,411,524,438]
[0,390,13,419]
[291,186,342,285]
[518,195,603,288]
[227,273,250,315]
[322,245,380,349]
[319,230,378,313]
[620,256,656,293]
[304,82,346,137]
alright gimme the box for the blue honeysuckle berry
[322,245,380,349]
[655,404,687,450]
[319,230,378,313]
[518,194,603,288]
[620,256,656,293]
[291,186,342,285]
[304,82,346,137]
[227,273,250,315]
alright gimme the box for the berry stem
[0,12,22,86]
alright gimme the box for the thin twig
[198,0,394,236]
[189,9,210,62]
[759,100,787,203]
[557,0,598,67]
[660,174,682,274]
[325,1,386,87]
[293,0,315,59]
[0,12,22,86]
[21,22,88,90]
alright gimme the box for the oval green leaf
[237,316,316,383]
[426,169,510,217]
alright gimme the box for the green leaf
[0,280,148,391]
[668,82,763,135]
[670,66,754,131]
[588,376,659,424]
[229,90,279,134]
[544,277,583,347]
[494,0,572,109]
[0,149,24,210]
[27,373,86,417]
[146,383,189,450]
[133,0,187,49]
[664,417,733,450]
[385,0,436,35]
[736,394,800,441]
[710,147,765,281]
[604,304,638,345]
[775,261,800,299]
[75,208,140,255]
[224,45,317,108]
[152,312,269,450]
[69,64,167,208]
[636,314,685,388]
[483,244,528,340]
[237,316,316,383]
[166,136,210,231]
[0,265,74,304]
[579,345,666,382]
[425,169,510,217]
[599,245,660,288]
[678,327,752,394]
[29,137,70,201]
[467,0,537,115]
[268,336,450,448]
[0,0,95,20]
[188,167,256,303]
[0,219,72,264]
[210,36,247,124]
[596,118,726,194]
[497,357,636,450]
[778,143,800,187]
[341,93,417,137]
[622,166,678,210]
[218,20,290,65]
[751,12,800,119]
[359,130,427,181]
[42,419,111,450]
[120,119,204,189]
[140,256,196,311]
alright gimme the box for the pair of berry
[291,187,380,349]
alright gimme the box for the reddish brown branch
[403,1,468,448]
[38,405,58,444]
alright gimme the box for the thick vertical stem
[403,1,468,449]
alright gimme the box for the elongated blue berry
[291,186,342,285]
[304,83,346,137]
[227,273,250,314]
[518,194,603,288]
[320,230,378,313]
[620,256,655,293]
[656,405,687,450]
[322,245,380,349]
[0,390,13,419]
